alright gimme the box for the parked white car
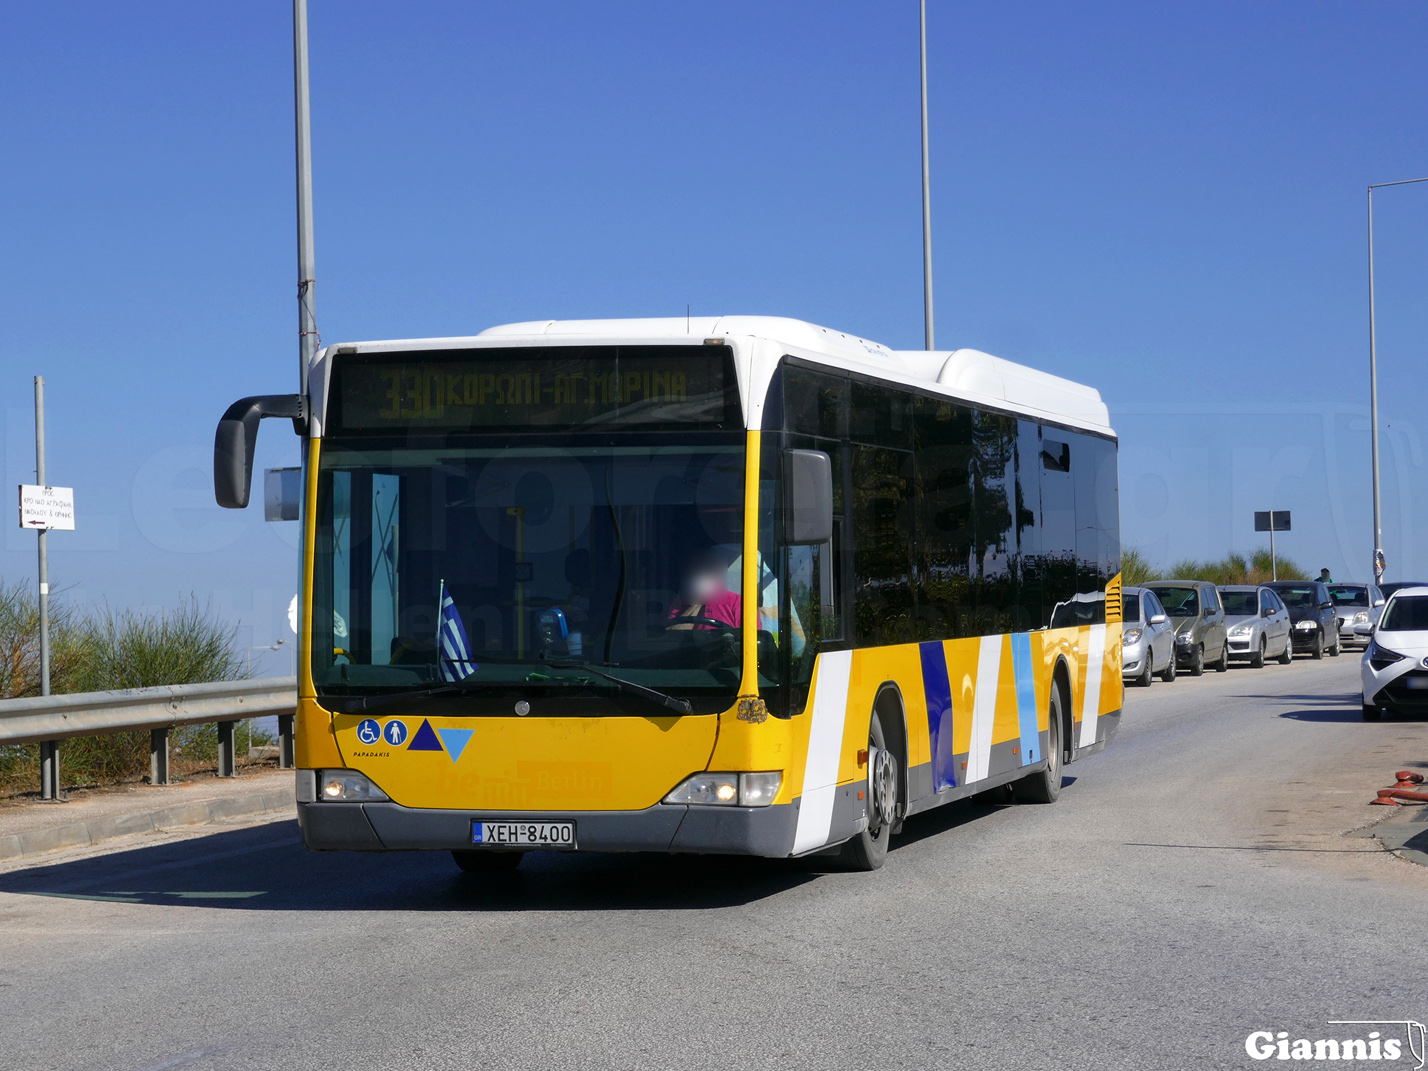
[1219,584,1292,667]
[1361,587,1428,721]
[1122,586,1176,686]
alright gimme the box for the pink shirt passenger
[667,589,742,629]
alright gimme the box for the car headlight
[663,772,782,807]
[1230,625,1250,636]
[1366,640,1405,672]
[319,769,390,801]
[1295,620,1317,630]
[1122,627,1143,645]
[1354,611,1369,624]
[1176,632,1193,644]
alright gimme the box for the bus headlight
[319,770,390,801]
[664,772,783,807]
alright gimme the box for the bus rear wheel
[840,712,897,872]
[452,850,524,874]
[1015,686,1063,804]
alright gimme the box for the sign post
[1254,510,1291,582]
[20,377,76,800]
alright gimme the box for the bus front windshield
[312,436,747,704]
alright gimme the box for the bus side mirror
[782,449,833,545]
[214,394,307,509]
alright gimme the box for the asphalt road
[2,655,1426,1071]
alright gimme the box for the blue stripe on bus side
[918,640,956,789]
[1011,632,1039,766]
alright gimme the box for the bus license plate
[472,821,576,848]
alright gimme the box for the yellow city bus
[214,316,1122,871]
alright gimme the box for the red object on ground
[1395,771,1425,784]
[1376,787,1428,803]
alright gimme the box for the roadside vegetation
[0,582,259,797]
[1123,547,1307,586]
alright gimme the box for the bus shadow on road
[0,818,829,912]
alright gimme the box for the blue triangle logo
[435,727,474,763]
[406,719,443,752]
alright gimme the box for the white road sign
[19,485,75,530]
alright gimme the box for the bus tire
[452,850,524,874]
[839,712,897,872]
[1015,685,1064,804]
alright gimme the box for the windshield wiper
[540,660,692,715]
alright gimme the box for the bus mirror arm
[782,449,834,545]
[214,394,308,509]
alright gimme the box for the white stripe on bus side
[1079,623,1105,749]
[791,650,853,855]
[967,635,1001,783]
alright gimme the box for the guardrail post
[39,740,60,800]
[150,727,171,786]
[277,713,295,769]
[217,720,236,778]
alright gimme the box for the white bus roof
[316,315,1113,438]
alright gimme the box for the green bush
[0,584,253,796]
[1144,548,1306,586]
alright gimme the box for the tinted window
[1327,585,1370,607]
[1274,585,1318,609]
[913,395,974,638]
[1123,593,1141,623]
[850,443,917,645]
[1382,596,1428,632]
[1154,586,1200,615]
[1221,590,1258,616]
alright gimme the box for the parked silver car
[1143,580,1231,675]
[1219,585,1292,667]
[1326,583,1384,649]
[1122,586,1176,686]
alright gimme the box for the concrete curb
[0,787,294,863]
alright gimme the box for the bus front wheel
[840,712,898,872]
[452,850,524,874]
[1015,686,1064,804]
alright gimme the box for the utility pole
[294,0,318,389]
[919,0,935,351]
[34,377,58,799]
[1367,176,1428,584]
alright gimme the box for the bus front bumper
[297,799,801,858]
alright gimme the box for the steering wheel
[662,616,739,633]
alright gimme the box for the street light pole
[294,0,318,390]
[919,0,934,351]
[1367,176,1428,584]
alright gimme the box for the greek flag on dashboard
[438,580,477,681]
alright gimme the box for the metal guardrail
[0,677,298,798]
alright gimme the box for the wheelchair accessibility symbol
[383,720,408,746]
[356,719,381,746]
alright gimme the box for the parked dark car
[1264,580,1340,659]
[1379,581,1428,599]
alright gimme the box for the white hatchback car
[1361,587,1428,721]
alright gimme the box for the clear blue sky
[3,2,1426,672]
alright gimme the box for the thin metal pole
[35,376,59,800]
[1364,176,1428,584]
[919,0,934,351]
[1269,519,1277,582]
[1368,186,1382,583]
[294,0,318,390]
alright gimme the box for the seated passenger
[668,549,742,630]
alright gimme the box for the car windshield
[311,435,748,700]
[1275,586,1318,608]
[1220,591,1258,616]
[1382,595,1428,633]
[1381,582,1426,597]
[1328,586,1369,607]
[1153,587,1198,616]
[1123,593,1141,622]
